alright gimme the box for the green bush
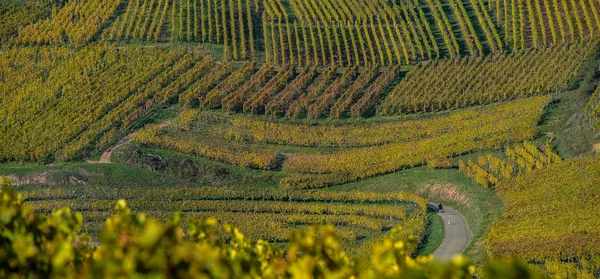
[0,178,546,278]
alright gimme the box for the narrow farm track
[87,119,173,164]
[86,132,137,164]
[99,132,137,163]
[428,203,471,261]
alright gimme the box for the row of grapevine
[329,66,379,119]
[47,207,390,232]
[307,66,358,119]
[286,65,338,118]
[545,260,600,278]
[222,64,276,111]
[280,96,551,189]
[263,18,439,66]
[263,0,287,19]
[0,46,72,94]
[0,1,65,43]
[21,185,427,209]
[103,0,170,41]
[31,198,427,250]
[586,84,600,132]
[486,156,600,261]
[470,0,504,53]
[11,176,427,256]
[350,65,400,117]
[32,202,404,241]
[378,43,595,115]
[459,141,561,188]
[0,181,569,277]
[493,0,600,49]
[448,0,486,56]
[135,123,281,169]
[178,60,233,106]
[12,0,600,65]
[16,0,122,47]
[178,64,404,119]
[282,0,505,60]
[253,0,599,62]
[198,84,526,149]
[268,0,600,65]
[23,181,426,243]
[286,0,399,22]
[200,62,257,108]
[29,199,408,220]
[155,53,216,104]
[424,0,461,57]
[77,211,356,242]
[0,46,219,162]
[243,65,297,114]
[264,67,318,116]
[144,95,550,189]
[195,0,257,60]
[102,0,257,60]
[445,0,504,55]
[58,50,212,159]
[507,141,562,171]
[399,0,440,59]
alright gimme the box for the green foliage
[459,141,562,188]
[0,0,65,43]
[484,259,549,279]
[102,0,255,60]
[0,180,549,278]
[496,0,600,50]
[16,0,121,47]
[378,44,595,116]
[134,95,551,189]
[586,84,600,133]
[0,178,93,277]
[0,46,209,162]
[486,156,600,262]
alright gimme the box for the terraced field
[21,185,427,255]
[1,0,600,276]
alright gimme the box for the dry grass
[416,183,472,208]
[594,143,600,154]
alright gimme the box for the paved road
[428,203,471,260]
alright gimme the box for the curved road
[428,203,472,261]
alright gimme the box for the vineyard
[486,156,600,273]
[587,84,600,133]
[0,1,67,44]
[0,43,587,161]
[136,95,551,189]
[459,141,562,188]
[3,0,600,276]
[16,0,121,47]
[176,62,405,118]
[377,43,595,115]
[5,0,600,65]
[492,0,600,49]
[180,43,591,119]
[262,0,507,65]
[102,0,258,60]
[18,184,427,255]
[3,180,557,278]
[0,45,216,162]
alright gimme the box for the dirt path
[86,120,173,164]
[428,203,472,261]
[86,132,137,164]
